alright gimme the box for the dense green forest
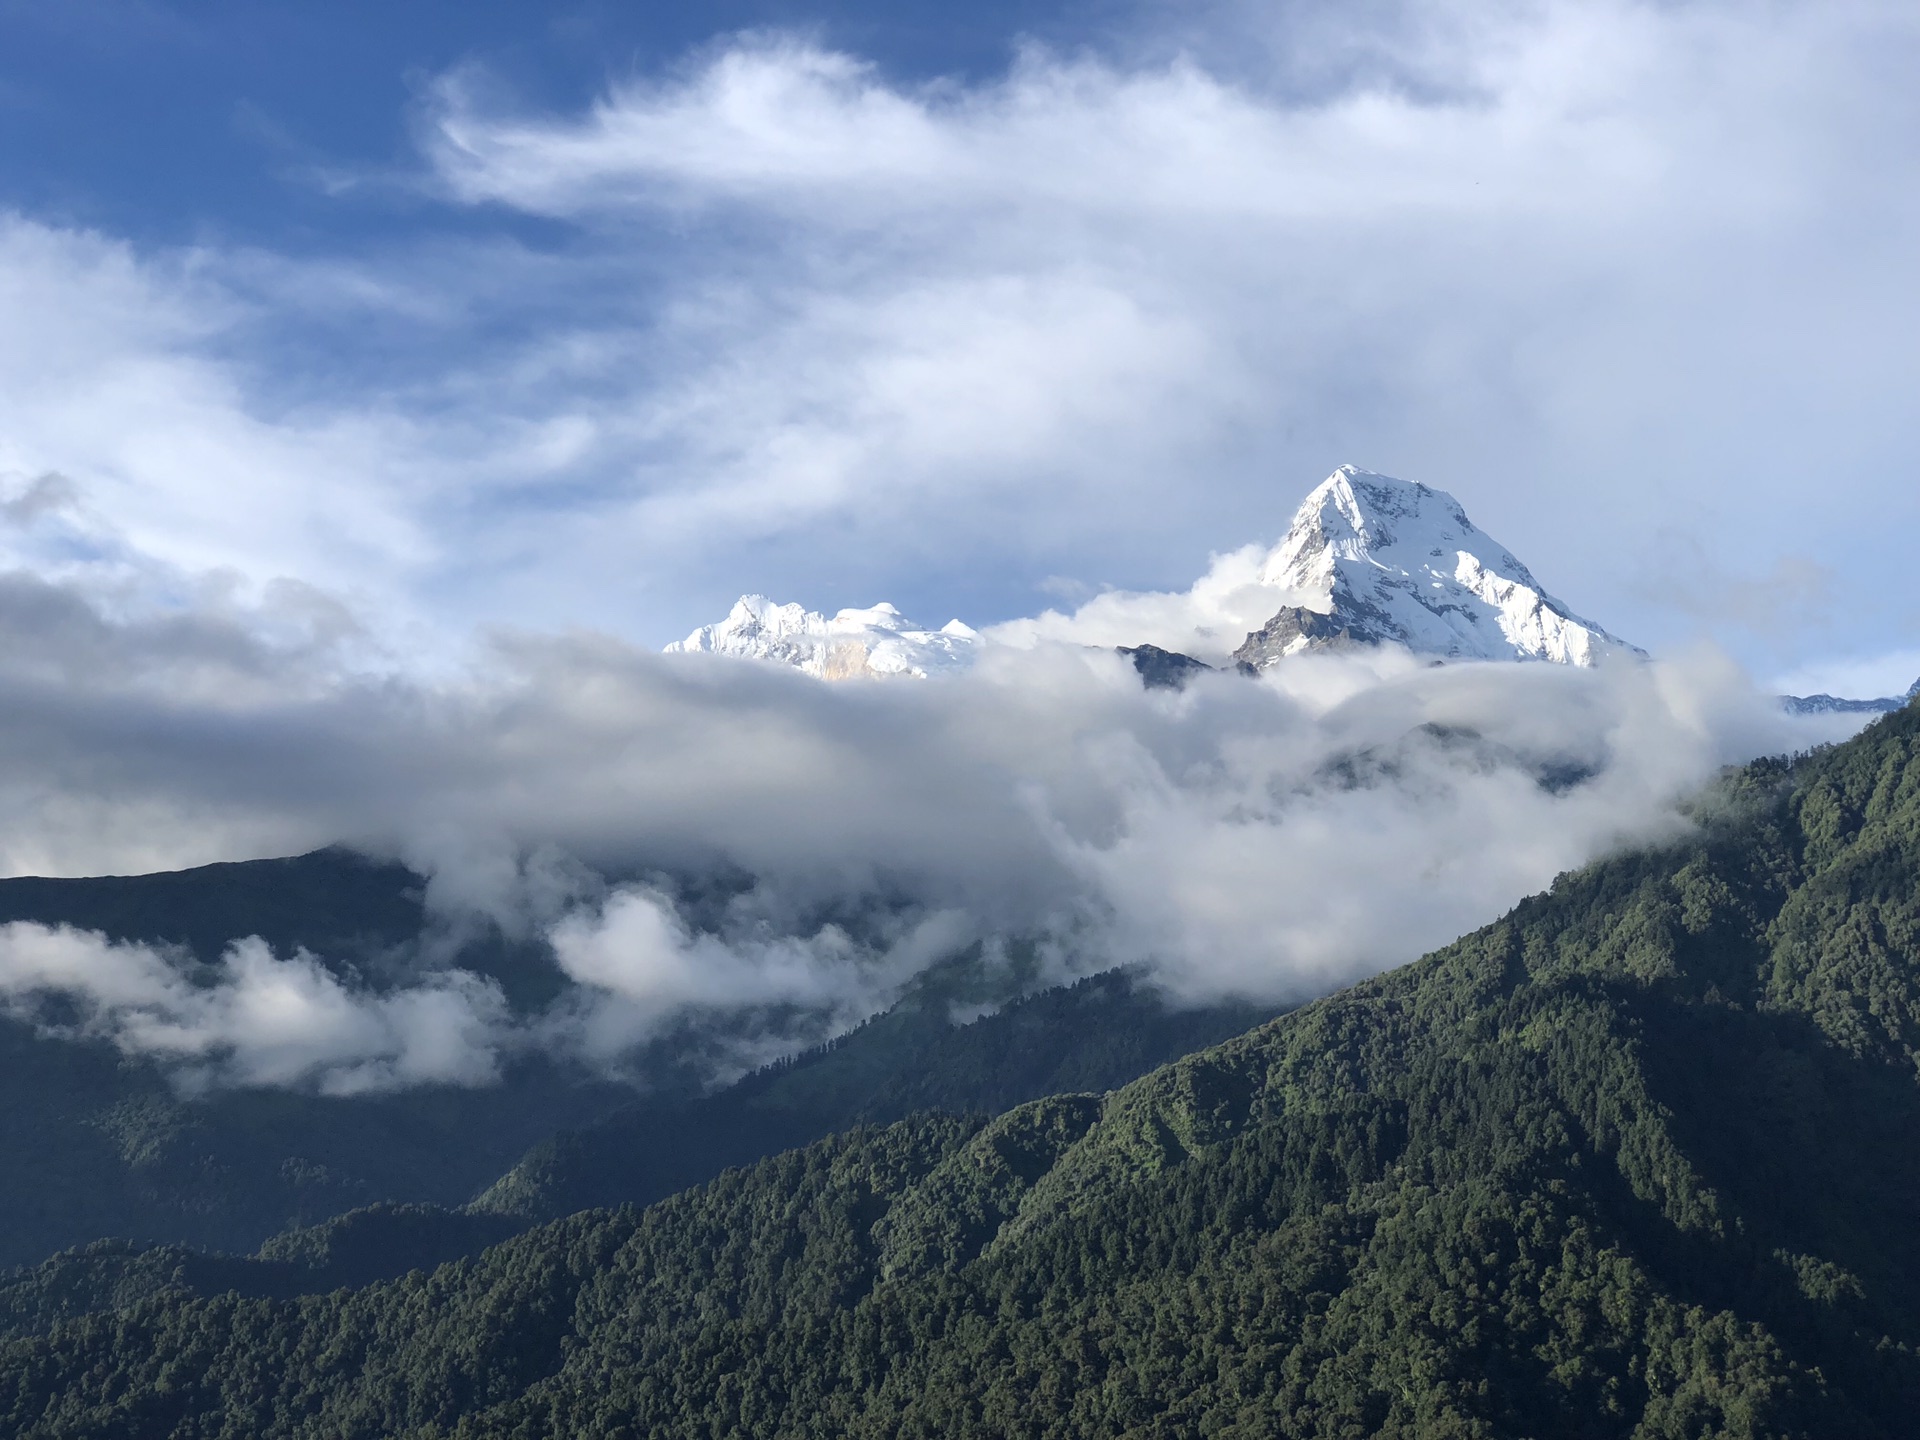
[472,965,1278,1223]
[0,850,638,1267]
[4,703,1918,1435]
[0,967,1274,1323]
[0,848,1273,1272]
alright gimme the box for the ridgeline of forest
[7,703,1920,1437]
[0,849,1274,1274]
[0,968,1278,1329]
[0,850,635,1268]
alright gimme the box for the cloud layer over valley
[0,926,507,1096]
[0,553,1861,1091]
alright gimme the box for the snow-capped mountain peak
[664,594,980,680]
[1236,466,1640,669]
[664,466,1640,680]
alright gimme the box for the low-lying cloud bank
[0,925,507,1095]
[985,543,1299,666]
[0,564,1868,1092]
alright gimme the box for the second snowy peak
[665,595,981,679]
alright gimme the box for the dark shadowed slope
[0,969,1279,1329]
[471,967,1279,1224]
[0,848,424,966]
[0,849,633,1269]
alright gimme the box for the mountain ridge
[664,594,980,679]
[1233,465,1641,668]
[668,465,1642,679]
[1781,674,1920,716]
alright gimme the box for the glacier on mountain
[666,464,1643,679]
[664,595,980,679]
[1233,466,1641,670]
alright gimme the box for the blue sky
[0,1,1107,245]
[0,0,1917,693]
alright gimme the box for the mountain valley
[4,677,1918,1437]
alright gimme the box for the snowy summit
[1235,466,1641,669]
[665,595,981,679]
[666,466,1641,680]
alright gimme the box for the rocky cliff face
[1116,644,1223,689]
[1230,605,1386,667]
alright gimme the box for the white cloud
[1,2,1912,666]
[0,924,508,1095]
[0,218,436,605]
[1046,646,1796,1000]
[0,557,1869,1092]
[405,1,1920,659]
[545,889,974,1071]
[986,542,1301,664]
[423,21,1702,227]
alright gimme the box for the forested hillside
[472,966,1277,1222]
[0,849,638,1268]
[0,969,1276,1325]
[0,845,1274,1273]
[6,702,1920,1438]
[0,849,426,970]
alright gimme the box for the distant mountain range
[664,596,981,679]
[666,465,1644,676]
[1781,677,1920,716]
[670,465,1914,714]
